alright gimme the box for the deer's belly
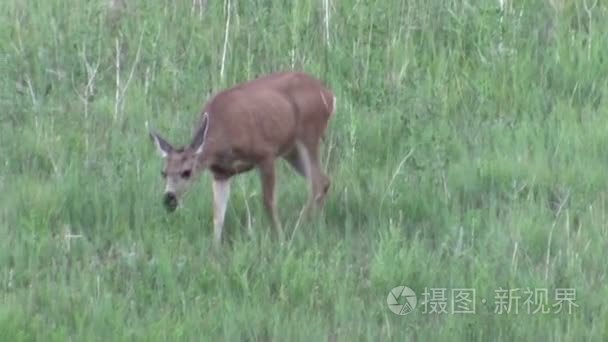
[210,154,256,178]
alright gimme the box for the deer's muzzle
[163,192,178,212]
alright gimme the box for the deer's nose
[163,192,178,212]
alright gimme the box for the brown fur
[150,71,336,246]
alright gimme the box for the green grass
[1,0,608,340]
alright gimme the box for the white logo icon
[387,286,417,315]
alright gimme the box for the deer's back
[201,72,333,158]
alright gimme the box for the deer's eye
[181,170,192,179]
[161,171,167,178]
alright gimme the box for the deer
[148,71,336,247]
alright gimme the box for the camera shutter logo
[387,286,417,315]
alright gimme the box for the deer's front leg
[258,158,284,241]
[212,176,231,248]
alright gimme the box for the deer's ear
[149,131,173,158]
[191,113,209,155]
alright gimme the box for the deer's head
[149,124,207,212]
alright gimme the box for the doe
[149,71,336,246]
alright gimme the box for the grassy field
[1,0,607,340]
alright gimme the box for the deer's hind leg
[303,139,330,210]
[284,139,329,215]
[258,157,284,241]
[284,142,311,178]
